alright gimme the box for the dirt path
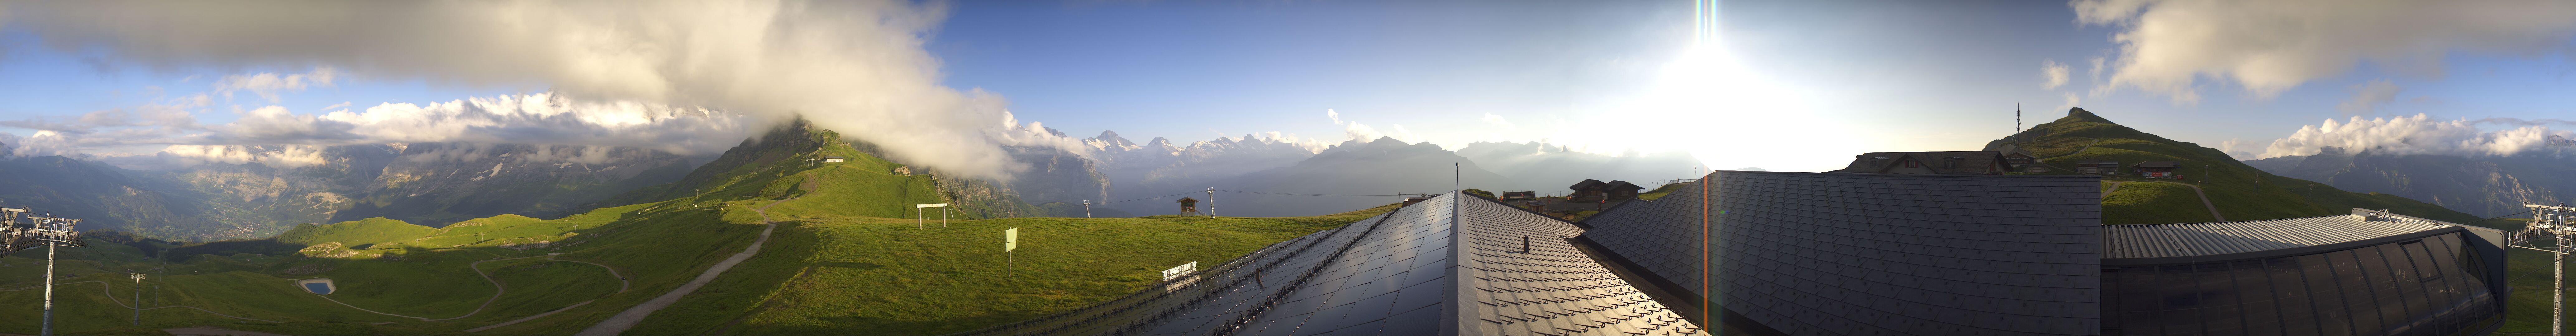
[575,198,796,336]
[321,254,629,322]
[2,280,281,323]
[2128,180,2227,222]
[2100,181,2126,198]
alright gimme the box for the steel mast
[2509,203,2576,336]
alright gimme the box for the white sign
[1161,261,1198,281]
[1004,228,1018,252]
[916,203,950,208]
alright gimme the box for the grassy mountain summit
[1987,108,2487,226]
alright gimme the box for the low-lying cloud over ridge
[2074,0,2576,104]
[0,0,1061,179]
[2258,114,2576,159]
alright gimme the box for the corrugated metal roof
[1579,171,2104,336]
[2100,210,2458,259]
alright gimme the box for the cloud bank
[0,0,1055,179]
[2258,114,2576,159]
[215,67,338,103]
[2074,0,2576,104]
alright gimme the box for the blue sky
[3,0,2575,173]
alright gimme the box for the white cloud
[1320,109,1415,142]
[2055,92,2082,112]
[1480,113,1515,130]
[2258,114,2575,158]
[2041,59,2070,90]
[2336,80,2403,114]
[214,67,338,103]
[2074,0,2576,104]
[5,130,81,157]
[157,144,331,168]
[0,0,1050,179]
[210,93,751,155]
[2216,138,2258,160]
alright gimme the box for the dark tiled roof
[1579,170,2103,335]
[948,192,1700,336]
[2101,208,2466,260]
[1569,179,1607,191]
[1602,180,1644,192]
[2129,161,2180,168]
[1836,151,2009,174]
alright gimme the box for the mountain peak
[2063,107,2117,124]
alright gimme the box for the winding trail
[2100,181,2126,198]
[2,280,280,323]
[576,198,795,336]
[2123,180,2227,222]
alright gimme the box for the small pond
[295,278,336,295]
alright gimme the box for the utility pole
[2509,203,2576,336]
[1081,200,1092,218]
[11,212,86,336]
[1454,162,1460,191]
[1205,188,1217,217]
[131,273,147,325]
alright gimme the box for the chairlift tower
[2508,203,2576,336]
[4,210,87,336]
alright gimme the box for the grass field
[2099,180,2216,225]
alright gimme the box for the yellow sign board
[1004,228,1018,252]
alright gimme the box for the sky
[2,0,2575,175]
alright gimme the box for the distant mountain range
[2244,145,2576,218]
[0,142,702,241]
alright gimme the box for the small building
[1990,144,2048,173]
[821,156,846,163]
[2074,159,2122,175]
[1175,197,1200,216]
[1567,179,1609,203]
[893,166,912,175]
[1829,151,2009,175]
[1602,180,1645,201]
[1500,191,1538,201]
[2132,161,2181,179]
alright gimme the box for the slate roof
[2101,208,2468,261]
[1834,151,2010,174]
[1578,170,2103,335]
[946,192,1700,336]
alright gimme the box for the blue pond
[302,282,333,295]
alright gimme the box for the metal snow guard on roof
[2101,208,2488,265]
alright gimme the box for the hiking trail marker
[1004,228,1019,278]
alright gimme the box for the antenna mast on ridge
[2015,104,2023,143]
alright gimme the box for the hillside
[1987,108,2488,226]
[0,121,1388,336]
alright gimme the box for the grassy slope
[5,122,1393,336]
[1997,108,2486,225]
[2099,181,2214,225]
[635,205,1401,336]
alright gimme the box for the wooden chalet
[2074,159,2122,175]
[1603,180,1645,201]
[2132,161,2181,179]
[1990,144,2048,173]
